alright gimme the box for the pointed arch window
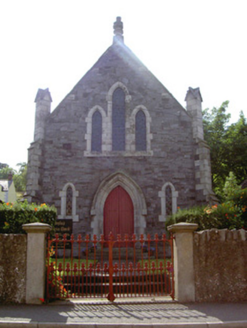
[84,83,153,157]
[112,87,125,151]
[165,185,172,216]
[84,105,106,156]
[91,111,102,152]
[66,186,73,216]
[159,182,178,222]
[135,110,147,151]
[59,183,79,221]
[130,105,153,155]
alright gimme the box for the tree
[0,163,27,192]
[0,165,16,179]
[203,102,247,197]
[13,163,27,192]
[224,112,247,182]
[223,171,241,199]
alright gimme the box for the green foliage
[0,163,27,192]
[46,246,67,300]
[166,188,247,231]
[223,171,241,199]
[0,166,15,179]
[226,188,247,226]
[0,200,57,234]
[166,205,220,231]
[13,163,27,192]
[203,103,247,196]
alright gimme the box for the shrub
[166,188,247,231]
[226,188,247,228]
[0,200,57,234]
[46,245,67,300]
[223,172,241,199]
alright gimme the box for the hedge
[166,188,247,231]
[0,200,57,234]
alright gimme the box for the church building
[26,17,214,237]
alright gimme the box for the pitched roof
[50,17,187,117]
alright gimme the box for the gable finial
[113,17,124,43]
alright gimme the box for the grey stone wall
[194,229,247,302]
[0,234,27,304]
[27,42,212,237]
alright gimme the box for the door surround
[91,171,147,236]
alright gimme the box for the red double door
[104,186,134,239]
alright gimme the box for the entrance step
[88,247,152,260]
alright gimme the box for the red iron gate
[46,233,174,301]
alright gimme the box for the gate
[46,232,174,301]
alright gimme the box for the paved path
[0,299,247,327]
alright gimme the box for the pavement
[0,298,247,327]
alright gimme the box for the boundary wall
[168,223,247,302]
[194,229,247,302]
[0,223,246,304]
[0,234,27,303]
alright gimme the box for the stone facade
[26,17,214,237]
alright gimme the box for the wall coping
[167,222,198,233]
[22,223,52,234]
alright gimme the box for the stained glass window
[112,88,125,151]
[92,111,102,152]
[135,110,147,151]
[165,185,172,216]
[66,186,73,216]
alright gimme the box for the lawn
[136,259,172,274]
[48,258,97,276]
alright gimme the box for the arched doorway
[90,171,147,237]
[104,186,134,239]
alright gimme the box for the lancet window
[59,183,79,221]
[159,182,178,222]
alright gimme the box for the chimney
[8,172,13,181]
[34,88,52,141]
[185,87,204,140]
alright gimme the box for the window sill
[84,150,153,157]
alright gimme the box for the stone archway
[90,171,147,237]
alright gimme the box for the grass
[136,259,172,274]
[48,258,97,276]
[48,258,173,276]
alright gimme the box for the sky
[1,0,247,170]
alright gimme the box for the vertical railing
[107,232,115,301]
[46,232,174,301]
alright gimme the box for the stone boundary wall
[194,229,247,302]
[0,234,27,304]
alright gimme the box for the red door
[104,186,134,239]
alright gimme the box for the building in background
[0,173,17,203]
